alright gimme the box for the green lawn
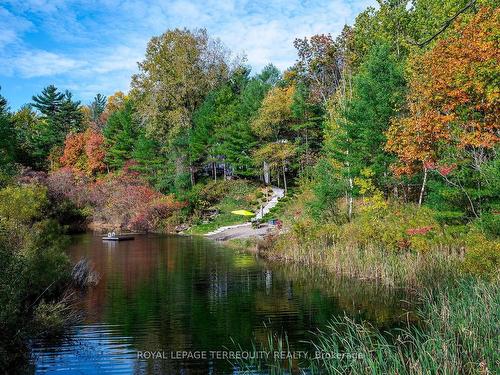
[186,181,263,235]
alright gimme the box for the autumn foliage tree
[60,129,107,175]
[293,34,343,103]
[252,85,296,140]
[131,28,231,190]
[386,7,499,211]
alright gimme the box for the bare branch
[411,0,477,48]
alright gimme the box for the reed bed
[257,236,462,289]
[233,278,499,374]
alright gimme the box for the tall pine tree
[222,65,280,177]
[30,86,84,168]
[57,90,84,133]
[103,100,139,169]
[90,93,107,127]
[340,43,406,190]
[31,85,64,119]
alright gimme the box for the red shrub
[85,130,106,174]
[46,164,185,231]
[406,226,433,236]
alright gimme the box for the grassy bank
[257,241,462,289]
[244,189,499,289]
[310,278,499,374]
[185,180,268,234]
[228,187,499,373]
[234,278,499,374]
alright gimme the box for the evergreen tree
[340,43,406,190]
[189,91,218,167]
[291,83,324,169]
[222,120,258,176]
[257,64,281,87]
[103,101,139,169]
[132,132,165,186]
[11,106,46,169]
[190,67,258,180]
[30,86,83,168]
[57,91,84,133]
[31,85,64,120]
[221,66,280,176]
[90,93,107,126]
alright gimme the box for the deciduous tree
[386,7,499,211]
[131,28,231,190]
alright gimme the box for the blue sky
[0,0,376,109]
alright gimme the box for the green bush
[463,230,500,279]
[0,184,47,224]
[0,184,71,369]
[309,158,346,222]
[474,212,500,238]
[340,203,439,252]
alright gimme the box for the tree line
[0,0,498,228]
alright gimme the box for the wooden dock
[102,234,135,241]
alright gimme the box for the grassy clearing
[186,180,267,234]
[187,196,254,234]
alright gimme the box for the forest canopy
[0,1,498,235]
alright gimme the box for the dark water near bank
[31,233,414,374]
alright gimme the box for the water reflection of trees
[68,234,417,373]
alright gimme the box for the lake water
[30,233,414,374]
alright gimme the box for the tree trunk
[213,162,217,182]
[282,163,287,195]
[346,150,353,221]
[263,161,270,185]
[418,165,428,206]
[348,177,353,221]
[189,165,195,186]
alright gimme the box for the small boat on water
[102,232,135,241]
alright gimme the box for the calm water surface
[31,233,414,374]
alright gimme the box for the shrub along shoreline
[231,197,498,289]
[0,184,97,371]
[226,191,499,374]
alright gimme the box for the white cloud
[86,45,144,74]
[0,6,32,48]
[1,0,378,106]
[4,50,82,78]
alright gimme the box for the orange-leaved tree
[386,7,499,209]
[60,129,107,175]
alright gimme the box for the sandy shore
[204,222,272,241]
[203,187,284,241]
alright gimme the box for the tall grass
[312,278,499,374]
[253,197,499,288]
[234,279,499,374]
[258,237,462,289]
[230,330,297,375]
